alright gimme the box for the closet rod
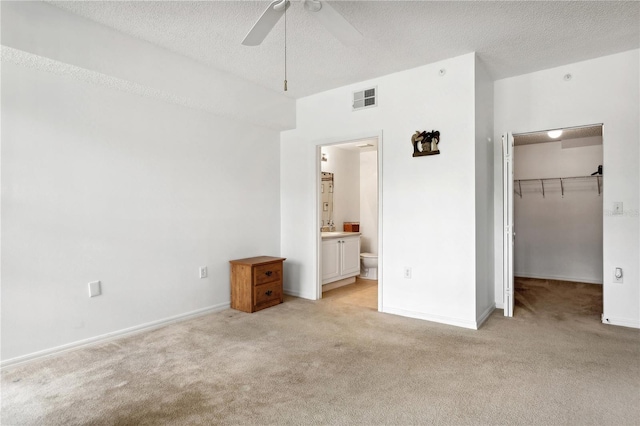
[513,175,602,197]
[515,175,602,183]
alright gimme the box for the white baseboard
[514,272,602,285]
[383,306,478,330]
[283,288,315,300]
[602,315,640,329]
[495,302,504,310]
[1,302,230,369]
[476,303,496,328]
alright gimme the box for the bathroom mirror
[321,172,334,231]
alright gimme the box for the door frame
[502,124,605,319]
[314,130,384,312]
[502,133,514,317]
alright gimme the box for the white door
[340,237,361,276]
[503,133,515,317]
[322,239,341,284]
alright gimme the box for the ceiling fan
[242,0,362,46]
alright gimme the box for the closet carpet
[2,279,639,425]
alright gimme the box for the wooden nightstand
[229,256,286,313]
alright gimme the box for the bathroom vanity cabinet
[229,256,286,313]
[321,233,360,284]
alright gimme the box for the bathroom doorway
[503,124,604,322]
[316,135,382,312]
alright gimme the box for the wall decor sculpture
[411,130,440,157]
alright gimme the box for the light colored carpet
[2,278,639,425]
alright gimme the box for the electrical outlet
[613,267,623,283]
[199,266,207,279]
[88,281,101,297]
[403,267,412,279]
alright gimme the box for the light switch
[88,281,101,297]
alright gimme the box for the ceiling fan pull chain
[284,1,288,91]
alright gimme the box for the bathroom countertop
[321,231,361,239]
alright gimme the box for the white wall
[1,2,286,363]
[320,146,360,230]
[513,140,603,284]
[1,1,295,130]
[360,151,378,254]
[493,50,639,328]
[474,57,495,324]
[282,53,485,328]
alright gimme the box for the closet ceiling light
[547,130,563,138]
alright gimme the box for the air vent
[352,86,377,111]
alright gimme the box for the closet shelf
[514,175,602,198]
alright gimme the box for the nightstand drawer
[254,262,282,286]
[254,281,282,307]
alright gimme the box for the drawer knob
[265,271,273,277]
[265,290,273,296]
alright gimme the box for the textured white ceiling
[514,125,603,146]
[48,1,639,99]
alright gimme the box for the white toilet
[360,253,378,280]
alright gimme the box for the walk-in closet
[513,125,604,311]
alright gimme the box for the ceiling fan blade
[306,0,362,46]
[242,0,290,46]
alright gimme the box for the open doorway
[316,137,380,311]
[504,124,604,323]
